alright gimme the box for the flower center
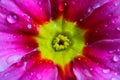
[35,17,86,67]
[52,34,71,51]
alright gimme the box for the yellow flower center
[52,34,71,51]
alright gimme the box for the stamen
[52,34,71,51]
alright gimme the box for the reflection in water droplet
[113,55,119,62]
[6,13,18,24]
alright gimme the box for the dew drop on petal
[6,13,18,24]
[27,24,32,29]
[37,74,42,80]
[87,7,92,13]
[111,77,118,80]
[64,2,67,6]
[116,27,120,31]
[7,55,21,64]
[113,55,119,62]
[79,18,83,22]
[102,69,110,73]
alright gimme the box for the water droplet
[22,62,27,70]
[37,74,42,80]
[116,27,120,31]
[104,24,108,27]
[114,2,119,6]
[90,68,93,71]
[113,55,119,62]
[109,50,115,53]
[64,2,67,6]
[6,13,18,24]
[111,20,115,24]
[27,24,32,29]
[7,55,21,64]
[87,7,92,13]
[84,69,92,77]
[112,77,117,80]
[102,69,110,73]
[79,18,83,22]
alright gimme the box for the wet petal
[0,52,57,80]
[14,0,51,24]
[0,32,38,72]
[65,0,110,22]
[84,39,120,74]
[73,56,120,80]
[0,0,38,35]
[81,0,120,29]
[50,0,64,19]
[0,51,40,80]
[85,16,120,44]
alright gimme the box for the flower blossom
[0,0,120,80]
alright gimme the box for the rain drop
[113,55,119,62]
[116,27,120,31]
[87,7,92,13]
[64,2,67,6]
[114,2,119,6]
[6,13,18,24]
[27,24,32,29]
[79,18,83,22]
[37,74,42,80]
[102,69,110,73]
[111,77,117,80]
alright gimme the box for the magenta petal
[20,61,57,80]
[0,52,40,80]
[50,0,64,19]
[14,0,51,24]
[84,39,120,74]
[73,56,120,80]
[65,0,110,22]
[0,32,38,72]
[85,16,120,44]
[82,0,120,29]
[0,0,38,35]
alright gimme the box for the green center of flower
[52,34,71,51]
[35,17,86,67]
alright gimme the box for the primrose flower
[0,0,120,80]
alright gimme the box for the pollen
[52,34,71,51]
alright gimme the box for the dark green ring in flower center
[52,34,71,51]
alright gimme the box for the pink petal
[0,32,38,72]
[73,56,120,80]
[0,52,58,80]
[50,0,64,19]
[0,52,40,80]
[85,16,120,44]
[81,0,120,29]
[14,0,51,24]
[65,0,110,22]
[20,61,57,80]
[84,39,120,74]
[0,0,38,35]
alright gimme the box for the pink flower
[0,0,120,80]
